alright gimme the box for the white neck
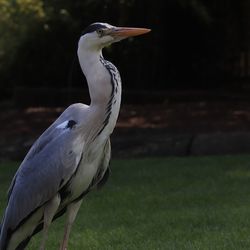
[77,48,109,104]
[77,45,122,139]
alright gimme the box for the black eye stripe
[81,23,107,36]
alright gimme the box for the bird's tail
[0,223,6,250]
[0,222,6,250]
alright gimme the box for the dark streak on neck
[94,56,118,138]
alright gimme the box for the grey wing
[91,139,111,190]
[7,104,85,200]
[1,117,84,236]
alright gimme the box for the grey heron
[0,22,150,250]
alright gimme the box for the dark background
[1,0,250,105]
[1,0,250,159]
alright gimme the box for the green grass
[2,156,250,249]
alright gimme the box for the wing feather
[1,105,87,240]
[91,139,111,189]
[4,130,82,232]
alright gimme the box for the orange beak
[111,27,151,38]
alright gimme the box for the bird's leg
[40,194,61,250]
[59,200,82,250]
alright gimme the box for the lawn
[1,156,250,249]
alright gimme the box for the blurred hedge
[0,0,250,102]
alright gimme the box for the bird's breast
[60,140,107,206]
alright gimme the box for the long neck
[77,47,122,139]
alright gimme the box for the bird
[0,22,150,250]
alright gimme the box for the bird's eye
[96,29,104,37]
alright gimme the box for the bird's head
[78,22,150,51]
